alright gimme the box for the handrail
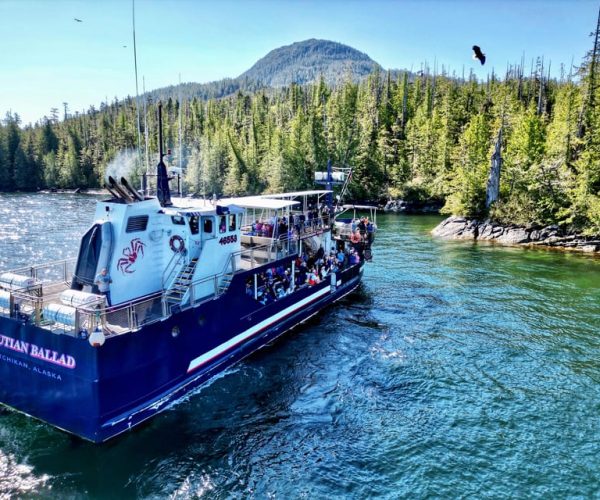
[162,250,185,289]
[6,257,77,283]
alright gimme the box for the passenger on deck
[282,269,291,292]
[275,284,286,299]
[320,266,328,280]
[358,217,367,237]
[296,266,307,287]
[307,268,320,286]
[95,268,112,306]
[278,219,288,240]
[366,218,375,243]
[322,204,330,225]
[337,249,345,268]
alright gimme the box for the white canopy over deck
[259,190,332,199]
[258,190,333,213]
[221,197,299,210]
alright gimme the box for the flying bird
[472,45,486,65]
[74,18,83,22]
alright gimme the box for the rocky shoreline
[432,216,600,253]
[383,199,443,214]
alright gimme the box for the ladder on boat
[217,271,234,296]
[164,257,199,307]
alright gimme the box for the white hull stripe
[187,287,330,373]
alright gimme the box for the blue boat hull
[0,262,363,442]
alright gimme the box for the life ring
[350,232,361,244]
[169,235,185,253]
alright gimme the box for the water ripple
[0,198,600,497]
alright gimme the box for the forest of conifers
[0,39,599,233]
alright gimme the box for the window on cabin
[228,214,236,231]
[126,215,149,233]
[171,216,185,225]
[203,218,213,233]
[189,216,199,235]
[218,215,227,234]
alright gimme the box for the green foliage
[442,112,491,217]
[4,34,600,234]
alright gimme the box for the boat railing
[242,215,331,240]
[239,218,331,267]
[332,220,377,244]
[162,249,186,289]
[0,258,76,327]
[7,257,76,285]
[0,218,336,337]
[77,292,165,338]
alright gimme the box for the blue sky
[1,0,597,125]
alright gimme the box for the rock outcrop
[432,216,600,253]
[383,199,443,214]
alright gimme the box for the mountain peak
[238,39,382,86]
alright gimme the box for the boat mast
[142,76,150,195]
[178,73,183,197]
[156,103,173,207]
[132,0,143,190]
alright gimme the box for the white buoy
[89,327,106,347]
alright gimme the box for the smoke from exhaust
[104,150,140,184]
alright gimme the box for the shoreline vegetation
[1,22,599,238]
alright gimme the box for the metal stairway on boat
[217,271,234,296]
[164,258,199,307]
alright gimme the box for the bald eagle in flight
[472,45,486,65]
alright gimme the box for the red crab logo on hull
[117,238,145,274]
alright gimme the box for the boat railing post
[161,296,168,318]
[291,259,295,292]
[129,304,138,331]
[74,309,81,337]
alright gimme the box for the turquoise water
[0,194,599,498]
